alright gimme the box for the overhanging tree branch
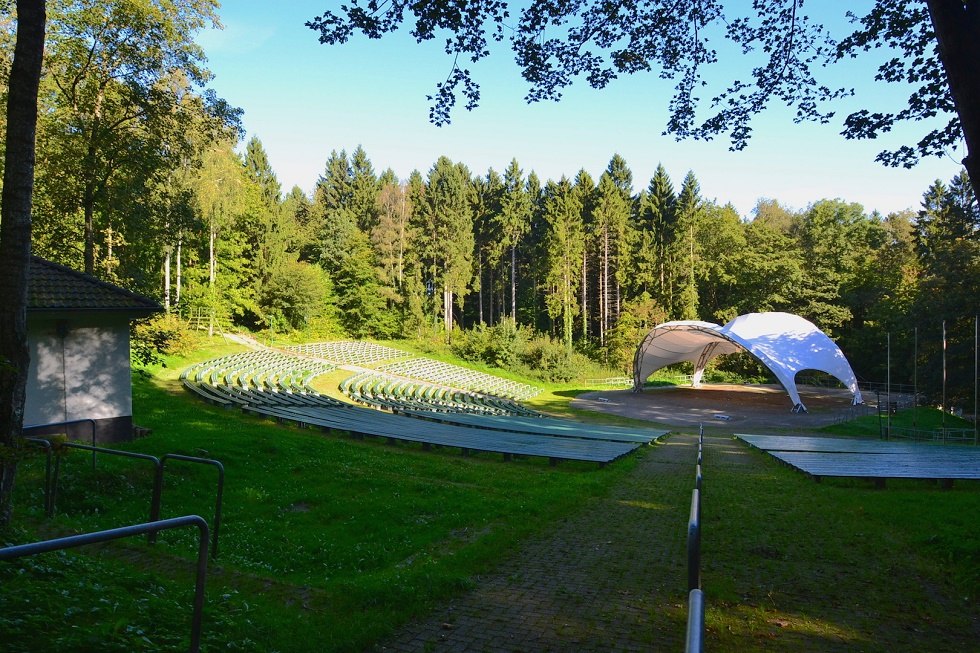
[309,1,976,200]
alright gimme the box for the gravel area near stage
[571,383,867,432]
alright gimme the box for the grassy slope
[2,340,636,652]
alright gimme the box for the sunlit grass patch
[707,603,868,651]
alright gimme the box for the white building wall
[26,315,132,428]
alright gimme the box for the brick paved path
[378,433,709,652]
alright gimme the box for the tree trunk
[658,238,666,304]
[488,265,494,325]
[926,0,980,203]
[175,236,183,309]
[208,226,216,337]
[444,287,453,334]
[581,247,588,339]
[477,250,484,325]
[499,273,505,324]
[510,244,517,320]
[0,0,46,527]
[163,244,171,312]
[601,226,609,346]
[615,279,621,323]
[397,193,406,287]
[209,226,216,288]
[83,179,96,275]
[564,266,574,349]
[81,87,105,276]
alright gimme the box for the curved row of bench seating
[340,371,542,417]
[283,341,412,366]
[180,351,344,409]
[377,358,539,401]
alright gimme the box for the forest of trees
[3,2,979,405]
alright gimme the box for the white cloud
[196,19,275,57]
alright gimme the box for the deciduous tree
[42,0,229,274]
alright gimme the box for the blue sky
[196,2,964,218]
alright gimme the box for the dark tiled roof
[28,256,162,314]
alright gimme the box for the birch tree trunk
[176,237,183,309]
[163,245,172,312]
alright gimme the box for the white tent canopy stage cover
[632,312,863,413]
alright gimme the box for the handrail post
[24,437,53,517]
[190,515,209,652]
[150,464,165,538]
[24,418,98,466]
[59,443,162,542]
[156,454,225,558]
[697,423,704,465]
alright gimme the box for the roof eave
[28,306,163,316]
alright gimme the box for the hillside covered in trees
[3,2,979,405]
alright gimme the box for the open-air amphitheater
[180,340,668,465]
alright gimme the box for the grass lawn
[1,344,636,652]
[702,437,980,651]
[821,405,976,439]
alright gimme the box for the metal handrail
[60,443,163,536]
[685,424,706,652]
[0,515,210,653]
[26,442,225,557]
[25,418,97,466]
[685,588,705,653]
[154,454,225,558]
[687,488,701,592]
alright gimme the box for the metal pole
[887,332,891,440]
[685,589,705,653]
[24,438,53,516]
[975,315,978,445]
[156,454,225,558]
[913,326,918,428]
[876,390,884,440]
[687,489,701,592]
[942,320,947,434]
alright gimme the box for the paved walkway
[378,433,710,652]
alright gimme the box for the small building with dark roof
[25,256,162,443]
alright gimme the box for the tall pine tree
[542,177,585,349]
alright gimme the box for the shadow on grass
[552,388,589,398]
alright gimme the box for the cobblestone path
[378,432,712,653]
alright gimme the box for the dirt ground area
[571,383,866,432]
